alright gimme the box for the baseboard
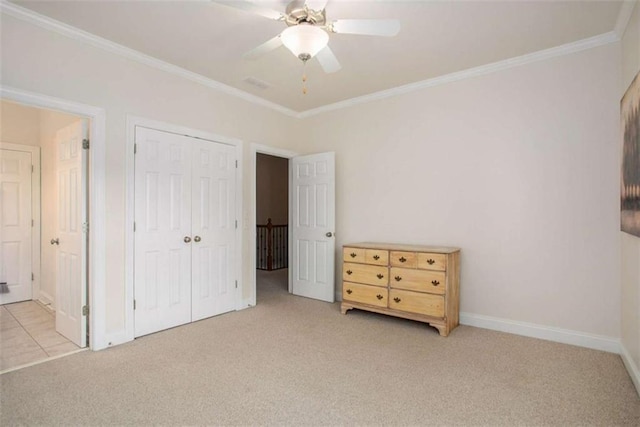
[37,292,54,309]
[620,343,640,397]
[459,312,620,353]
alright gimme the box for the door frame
[125,115,243,341]
[0,142,41,304]
[249,143,298,307]
[1,86,107,350]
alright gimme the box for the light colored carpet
[1,269,639,425]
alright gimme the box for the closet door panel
[134,127,192,337]
[191,141,236,321]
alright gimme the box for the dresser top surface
[344,242,460,253]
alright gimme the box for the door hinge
[82,222,89,233]
[31,273,34,281]
[31,164,34,173]
[235,160,238,168]
[82,139,90,150]
[235,220,238,229]
[82,305,89,316]
[133,300,137,310]
[235,280,238,289]
[133,222,136,232]
[32,219,34,227]
[134,143,137,154]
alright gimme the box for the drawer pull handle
[346,270,353,275]
[376,294,383,300]
[393,297,401,303]
[399,257,407,263]
[376,274,384,279]
[346,289,353,294]
[394,276,402,282]
[427,259,435,265]
[350,252,357,258]
[373,255,380,260]
[431,280,440,286]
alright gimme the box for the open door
[291,152,335,302]
[0,148,33,304]
[54,120,88,348]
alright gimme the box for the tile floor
[0,300,80,372]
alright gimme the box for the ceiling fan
[216,0,401,74]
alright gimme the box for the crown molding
[614,0,637,40]
[0,1,299,118]
[0,1,625,120]
[297,31,620,119]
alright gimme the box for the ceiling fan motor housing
[284,0,327,27]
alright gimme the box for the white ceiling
[9,0,625,113]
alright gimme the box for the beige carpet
[1,269,639,425]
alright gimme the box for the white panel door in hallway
[54,120,88,348]
[134,126,237,337]
[0,149,33,305]
[291,152,336,303]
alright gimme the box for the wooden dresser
[341,242,460,336]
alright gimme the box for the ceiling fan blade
[214,1,285,21]
[330,19,401,37]
[243,35,283,60]
[316,46,341,73]
[305,0,328,12]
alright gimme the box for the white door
[134,127,192,337]
[0,149,33,304]
[134,126,237,337]
[54,120,88,347]
[291,152,336,302]
[191,140,237,321]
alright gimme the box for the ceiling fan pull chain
[302,59,308,95]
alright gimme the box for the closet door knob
[184,236,192,243]
[194,236,201,242]
[50,238,59,245]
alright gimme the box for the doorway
[256,153,289,302]
[0,99,90,371]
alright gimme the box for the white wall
[1,13,297,343]
[621,0,640,393]
[0,100,40,146]
[293,44,621,339]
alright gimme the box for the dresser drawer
[390,251,417,268]
[390,267,446,295]
[389,289,444,318]
[343,247,366,263]
[365,249,388,266]
[417,253,447,271]
[343,282,387,308]
[343,262,388,286]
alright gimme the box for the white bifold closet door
[134,126,236,338]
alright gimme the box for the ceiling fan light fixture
[280,24,328,60]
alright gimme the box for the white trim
[0,1,298,119]
[0,142,41,306]
[249,143,298,307]
[125,116,244,340]
[0,1,623,120]
[1,86,108,351]
[620,342,640,397]
[614,1,637,40]
[460,312,620,354]
[298,31,620,118]
[0,347,89,375]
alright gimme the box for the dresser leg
[432,324,449,337]
[340,303,352,315]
